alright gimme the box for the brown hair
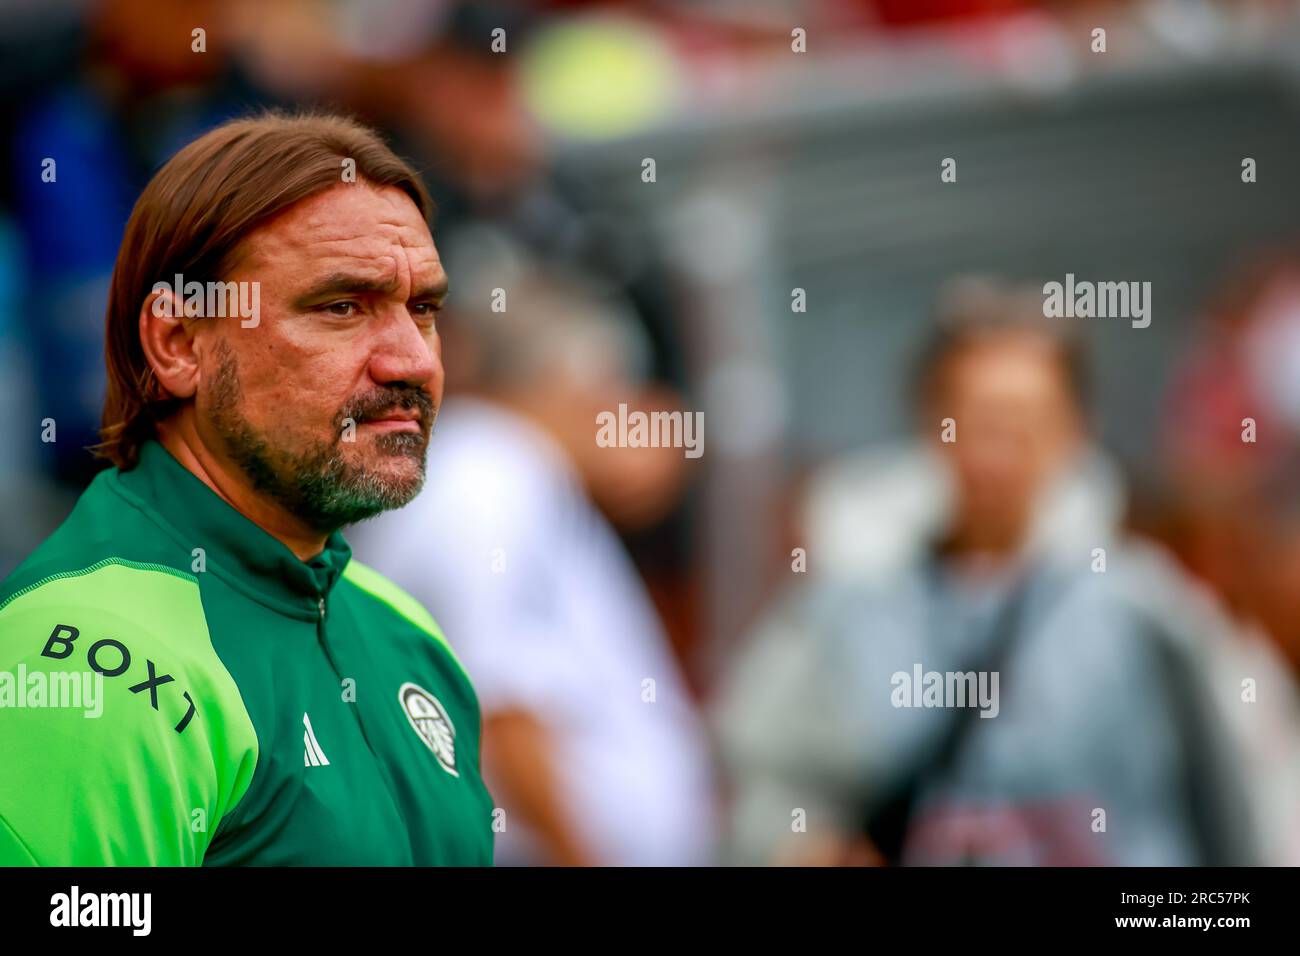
[910,274,1091,418]
[97,111,433,469]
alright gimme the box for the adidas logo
[303,711,330,767]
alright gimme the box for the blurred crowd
[4,0,1300,865]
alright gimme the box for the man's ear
[139,288,201,400]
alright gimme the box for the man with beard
[0,113,494,865]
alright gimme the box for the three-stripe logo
[303,711,330,767]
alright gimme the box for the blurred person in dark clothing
[714,277,1258,866]
[7,0,269,486]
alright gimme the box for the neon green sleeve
[0,560,258,866]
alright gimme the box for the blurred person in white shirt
[350,231,716,865]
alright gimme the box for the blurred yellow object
[519,16,679,141]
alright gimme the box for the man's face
[929,334,1082,538]
[194,182,446,531]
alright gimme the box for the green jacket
[0,440,494,865]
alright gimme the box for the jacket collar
[113,440,351,618]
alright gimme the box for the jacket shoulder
[1,470,193,603]
[339,558,467,675]
[0,527,259,865]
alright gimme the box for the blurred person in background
[714,276,1258,866]
[1157,252,1300,864]
[6,0,280,491]
[350,230,717,866]
[1158,255,1300,617]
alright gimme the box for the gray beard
[208,343,431,533]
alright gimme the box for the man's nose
[368,306,439,387]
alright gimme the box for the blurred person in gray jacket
[714,277,1260,866]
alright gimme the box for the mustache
[335,386,436,431]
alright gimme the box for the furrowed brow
[292,273,400,308]
[410,275,450,303]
